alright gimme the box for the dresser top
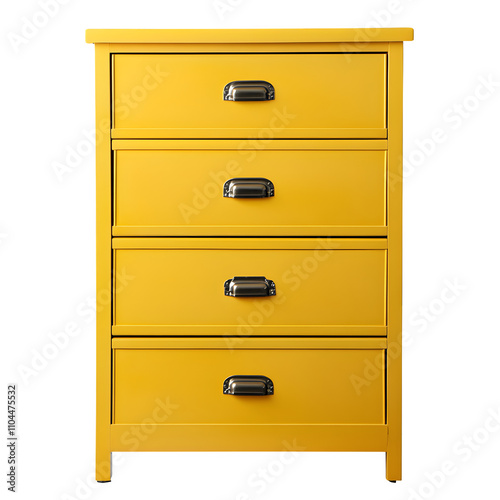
[85,28,413,44]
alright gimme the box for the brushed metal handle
[224,276,276,297]
[223,80,275,101]
[223,375,274,395]
[223,178,274,198]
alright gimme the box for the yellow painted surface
[112,237,388,250]
[113,53,386,134]
[112,226,388,237]
[114,246,387,330]
[94,43,112,483]
[114,149,386,231]
[113,347,385,424]
[107,42,391,56]
[88,27,412,481]
[110,423,388,452]
[111,127,387,139]
[112,139,388,150]
[113,325,387,336]
[86,27,414,44]
[385,41,404,482]
[112,337,388,349]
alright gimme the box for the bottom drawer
[112,338,385,425]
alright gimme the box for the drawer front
[113,345,385,424]
[114,149,386,235]
[113,53,386,136]
[113,241,387,335]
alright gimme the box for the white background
[2,1,500,499]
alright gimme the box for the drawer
[113,145,387,236]
[112,238,387,336]
[112,53,387,138]
[112,338,385,425]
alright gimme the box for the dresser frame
[88,28,412,483]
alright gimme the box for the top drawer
[112,53,387,138]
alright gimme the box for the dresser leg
[385,449,401,482]
[96,451,112,482]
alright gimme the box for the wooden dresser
[86,28,413,482]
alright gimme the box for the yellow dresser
[86,28,413,482]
